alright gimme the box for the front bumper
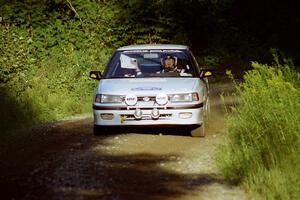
[93,103,204,126]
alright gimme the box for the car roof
[117,44,189,51]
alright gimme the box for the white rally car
[90,44,212,137]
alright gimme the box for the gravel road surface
[0,83,248,200]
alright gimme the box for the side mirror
[199,69,213,78]
[89,70,102,80]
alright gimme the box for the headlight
[169,93,199,102]
[95,94,123,103]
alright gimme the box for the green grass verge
[217,61,300,199]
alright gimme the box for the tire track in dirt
[0,83,248,200]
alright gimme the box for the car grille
[126,106,166,110]
[137,96,156,102]
[120,114,172,121]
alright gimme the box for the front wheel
[93,125,103,136]
[94,125,113,135]
[190,123,205,137]
[93,125,121,135]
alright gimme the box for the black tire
[93,125,121,135]
[93,125,103,136]
[190,124,205,137]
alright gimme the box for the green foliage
[0,0,123,133]
[111,0,174,44]
[2,0,189,134]
[217,60,300,199]
[0,0,238,134]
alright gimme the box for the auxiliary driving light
[179,112,192,119]
[151,108,160,119]
[125,94,138,106]
[156,93,168,105]
[100,113,114,120]
[134,108,143,119]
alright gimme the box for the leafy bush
[0,1,121,133]
[1,0,181,134]
[217,60,300,199]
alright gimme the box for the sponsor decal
[125,94,138,106]
[131,87,162,91]
[123,50,182,53]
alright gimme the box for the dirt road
[0,83,248,200]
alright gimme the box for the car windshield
[103,50,199,78]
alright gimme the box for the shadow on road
[0,83,237,200]
[45,153,225,200]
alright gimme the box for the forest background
[1,0,299,131]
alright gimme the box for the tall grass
[217,60,300,199]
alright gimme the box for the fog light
[151,108,160,119]
[156,93,168,105]
[134,108,143,120]
[100,113,114,120]
[125,94,138,106]
[179,112,192,119]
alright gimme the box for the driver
[159,55,191,76]
[162,55,177,72]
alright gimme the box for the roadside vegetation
[0,1,123,133]
[0,0,189,134]
[1,0,299,133]
[217,56,300,199]
[0,0,228,134]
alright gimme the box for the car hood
[97,78,199,95]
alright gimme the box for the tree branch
[65,0,83,23]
